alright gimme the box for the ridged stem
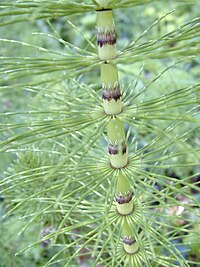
[96,4,139,258]
[122,219,139,255]
[101,63,122,115]
[115,172,133,215]
[107,118,127,168]
[97,10,116,60]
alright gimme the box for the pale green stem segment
[101,63,122,115]
[107,117,124,143]
[96,3,140,259]
[107,117,127,168]
[96,0,111,8]
[122,219,139,255]
[96,10,116,60]
[115,172,133,215]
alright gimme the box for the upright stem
[122,219,139,254]
[101,64,122,115]
[97,10,116,60]
[115,172,133,215]
[107,118,127,169]
[96,1,140,258]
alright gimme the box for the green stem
[96,10,116,60]
[107,118,127,169]
[96,4,140,260]
[115,172,133,215]
[122,219,139,255]
[101,63,122,115]
[96,0,111,8]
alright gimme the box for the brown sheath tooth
[122,236,136,246]
[108,141,126,155]
[97,30,116,47]
[102,81,121,101]
[102,87,121,101]
[115,191,133,204]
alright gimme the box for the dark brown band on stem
[102,87,121,101]
[122,236,136,246]
[108,141,126,155]
[115,191,133,204]
[97,31,116,47]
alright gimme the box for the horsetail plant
[96,5,138,255]
[97,4,147,262]
[0,0,200,266]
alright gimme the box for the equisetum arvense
[96,0,139,256]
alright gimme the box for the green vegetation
[0,1,200,266]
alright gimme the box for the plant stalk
[96,3,140,259]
